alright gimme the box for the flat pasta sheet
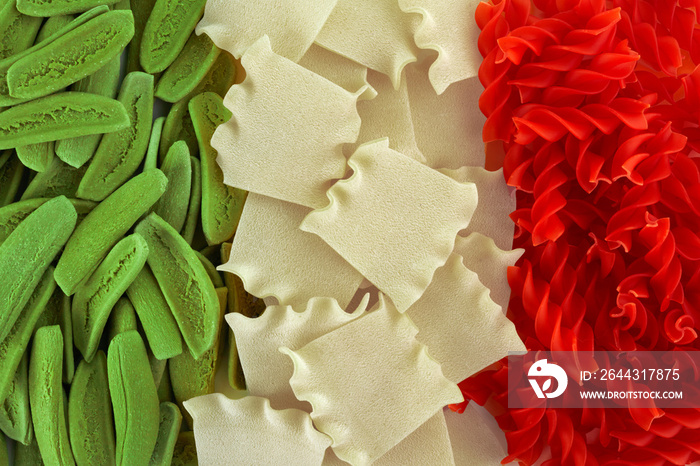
[298,44,377,100]
[445,404,509,466]
[374,411,455,466]
[218,193,365,310]
[344,69,425,163]
[196,0,337,62]
[406,63,486,170]
[282,295,463,465]
[399,0,482,94]
[213,36,361,209]
[442,166,517,251]
[184,394,332,466]
[455,232,524,315]
[315,0,420,89]
[226,296,369,412]
[301,139,477,312]
[406,253,525,383]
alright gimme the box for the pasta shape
[344,70,425,163]
[225,296,369,412]
[212,36,361,209]
[196,0,337,62]
[405,60,486,169]
[218,193,365,310]
[406,253,525,383]
[301,139,477,312]
[298,44,376,100]
[184,394,331,466]
[281,295,463,465]
[375,411,455,465]
[444,404,508,466]
[314,0,420,89]
[398,0,482,94]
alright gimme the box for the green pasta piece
[72,233,149,363]
[190,92,246,245]
[0,6,110,107]
[112,0,130,9]
[195,250,223,288]
[153,140,191,233]
[149,402,182,466]
[17,0,118,15]
[125,0,155,73]
[194,49,237,98]
[159,98,198,161]
[126,265,183,360]
[0,151,23,207]
[108,331,160,466]
[0,196,76,343]
[7,10,133,100]
[55,56,122,168]
[169,286,224,429]
[155,32,219,103]
[0,267,56,406]
[77,71,154,201]
[156,364,172,403]
[33,286,75,383]
[143,115,164,172]
[0,432,6,466]
[0,0,42,60]
[171,431,197,466]
[68,351,116,466]
[20,158,88,200]
[55,169,167,296]
[35,15,74,44]
[28,326,75,466]
[0,352,31,445]
[15,141,55,172]
[140,0,207,74]
[15,438,44,465]
[0,92,130,150]
[134,213,219,360]
[181,155,200,245]
[129,271,183,362]
[106,297,138,341]
[149,353,167,389]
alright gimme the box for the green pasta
[15,141,55,172]
[17,0,119,16]
[181,156,201,245]
[20,158,88,201]
[149,402,182,466]
[0,151,23,207]
[0,352,31,445]
[0,0,42,60]
[106,297,139,341]
[153,140,191,233]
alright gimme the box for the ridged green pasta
[0,92,130,150]
[14,437,43,465]
[107,331,160,466]
[72,233,149,362]
[77,71,154,201]
[0,0,42,60]
[169,286,225,429]
[181,156,200,245]
[149,402,182,466]
[126,265,183,360]
[18,0,118,15]
[35,14,74,44]
[153,140,190,233]
[140,0,207,74]
[143,115,164,172]
[134,213,219,360]
[20,158,88,201]
[155,32,219,103]
[159,98,198,161]
[170,430,197,466]
[0,151,23,207]
[0,267,56,406]
[190,92,246,246]
[28,325,75,466]
[55,56,122,169]
[7,10,134,100]
[106,297,138,341]
[0,432,7,466]
[195,250,224,288]
[15,141,55,172]
[149,354,167,389]
[194,50,237,98]
[0,196,76,342]
[0,6,109,107]
[0,352,31,445]
[68,351,116,466]
[125,0,155,73]
[156,364,172,403]
[55,169,167,295]
[33,287,75,384]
